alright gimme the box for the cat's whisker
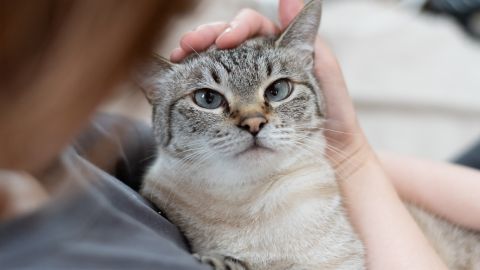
[174,146,218,172]
[288,134,354,172]
[139,153,157,163]
[318,127,359,136]
[171,148,209,171]
[323,145,365,179]
[182,40,201,58]
[290,145,348,180]
[159,148,218,208]
[289,139,333,166]
[293,134,352,165]
[290,125,363,167]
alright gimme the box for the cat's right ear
[276,0,322,56]
[135,54,175,103]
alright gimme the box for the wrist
[338,153,395,206]
[329,136,380,184]
[334,152,449,270]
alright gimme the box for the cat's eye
[193,89,225,109]
[264,79,292,102]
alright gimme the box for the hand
[170,1,448,269]
[0,170,48,221]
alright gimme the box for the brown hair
[0,0,195,174]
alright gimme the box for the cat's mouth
[236,140,274,157]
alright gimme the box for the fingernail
[230,21,240,29]
[195,24,206,31]
[217,27,232,42]
[219,21,237,36]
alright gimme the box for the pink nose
[240,116,267,136]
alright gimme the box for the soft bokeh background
[103,0,480,161]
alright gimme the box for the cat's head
[140,0,325,175]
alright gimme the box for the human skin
[0,171,48,222]
[380,152,480,231]
[170,0,449,269]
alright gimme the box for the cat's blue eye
[264,79,292,102]
[193,89,225,109]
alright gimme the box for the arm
[339,154,448,269]
[380,152,480,231]
[312,33,448,270]
[171,0,448,269]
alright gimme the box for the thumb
[278,0,304,30]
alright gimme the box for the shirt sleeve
[73,113,157,191]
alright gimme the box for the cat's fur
[139,0,480,269]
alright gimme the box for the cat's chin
[235,145,275,158]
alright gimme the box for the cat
[139,0,480,269]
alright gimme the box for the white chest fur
[142,154,365,270]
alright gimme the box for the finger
[313,37,358,129]
[174,22,229,62]
[170,47,189,62]
[216,8,279,49]
[279,0,304,29]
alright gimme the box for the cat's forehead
[208,39,273,72]
[179,38,283,98]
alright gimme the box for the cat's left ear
[135,54,175,103]
[276,0,322,56]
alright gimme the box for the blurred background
[103,0,480,161]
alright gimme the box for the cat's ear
[135,54,175,103]
[276,0,322,55]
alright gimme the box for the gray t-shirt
[0,115,210,270]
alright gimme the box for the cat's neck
[145,148,335,207]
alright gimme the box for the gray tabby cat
[139,0,480,269]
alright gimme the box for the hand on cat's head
[170,0,375,177]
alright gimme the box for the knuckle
[238,7,259,18]
[238,7,253,14]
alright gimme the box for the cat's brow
[221,62,231,73]
[297,81,324,117]
[214,55,231,73]
[228,51,240,67]
[163,96,187,147]
[266,62,272,77]
[210,68,221,84]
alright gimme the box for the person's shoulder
[74,113,157,191]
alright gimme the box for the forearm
[380,152,480,230]
[340,156,448,270]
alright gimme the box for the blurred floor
[103,0,480,160]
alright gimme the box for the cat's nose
[239,116,267,136]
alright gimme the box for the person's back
[0,116,210,270]
[0,1,208,269]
